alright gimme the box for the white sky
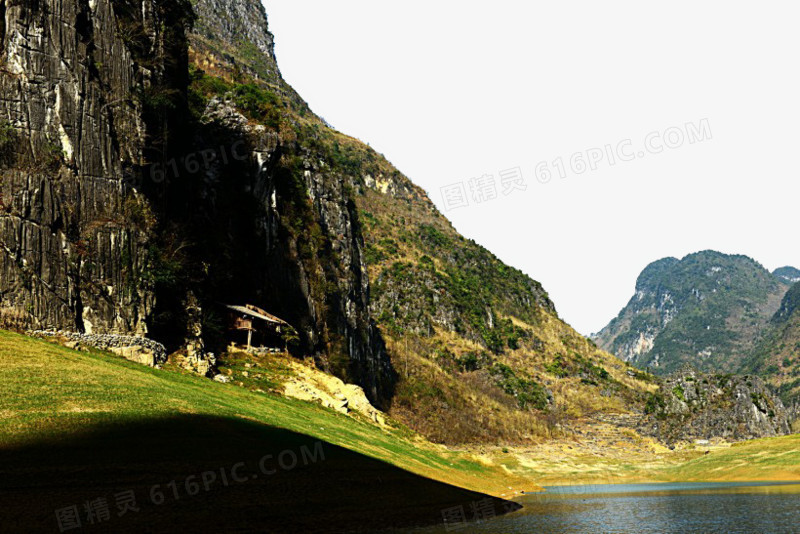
[262,1,800,336]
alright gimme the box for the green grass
[665,434,800,482]
[0,330,533,497]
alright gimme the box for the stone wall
[28,329,167,366]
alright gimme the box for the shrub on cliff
[0,120,17,167]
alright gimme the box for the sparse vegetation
[0,120,14,148]
[38,140,65,172]
[644,392,667,417]
[489,363,548,410]
[0,119,16,167]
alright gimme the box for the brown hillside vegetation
[185,0,658,445]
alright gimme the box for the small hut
[223,304,291,351]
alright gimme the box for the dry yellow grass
[471,433,800,487]
[384,310,656,445]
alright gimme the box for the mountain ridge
[595,250,791,375]
[774,266,800,284]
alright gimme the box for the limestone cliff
[0,0,652,432]
[0,0,193,334]
[167,0,655,442]
[172,96,395,402]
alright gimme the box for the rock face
[181,96,395,402]
[281,358,387,426]
[190,0,281,85]
[173,0,398,404]
[186,0,647,445]
[641,366,791,444]
[594,251,790,374]
[0,0,178,334]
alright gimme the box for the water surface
[404,481,800,534]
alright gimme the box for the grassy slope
[493,434,800,486]
[358,186,658,444]
[185,4,796,487]
[666,434,800,482]
[0,330,533,498]
[2,328,797,527]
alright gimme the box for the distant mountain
[594,251,791,375]
[774,266,800,284]
[741,282,800,404]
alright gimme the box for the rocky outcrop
[188,0,306,110]
[640,366,791,444]
[190,0,280,84]
[175,0,399,404]
[281,357,387,427]
[370,261,459,337]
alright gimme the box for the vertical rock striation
[0,0,182,334]
[177,0,398,404]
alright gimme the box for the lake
[402,481,800,534]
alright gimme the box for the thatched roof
[223,304,289,326]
